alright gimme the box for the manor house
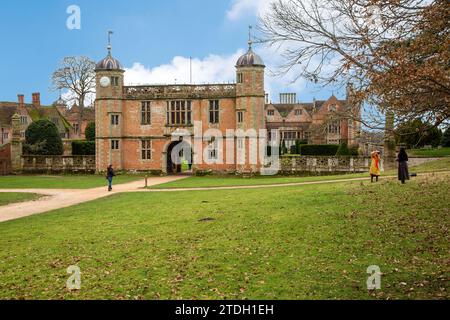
[95,40,361,174]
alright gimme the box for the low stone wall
[278,156,371,175]
[21,156,96,174]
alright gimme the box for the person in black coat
[106,165,116,191]
[397,148,410,184]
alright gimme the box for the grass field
[409,147,450,158]
[150,158,450,189]
[0,193,42,206]
[0,174,448,300]
[0,175,143,190]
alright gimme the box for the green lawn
[150,173,369,189]
[409,147,450,158]
[0,175,143,190]
[0,193,42,206]
[150,158,450,189]
[0,174,448,300]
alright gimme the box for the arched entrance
[166,139,193,175]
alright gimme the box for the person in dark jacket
[397,148,410,184]
[106,165,116,191]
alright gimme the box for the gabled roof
[65,105,95,122]
[272,104,295,118]
[0,105,18,126]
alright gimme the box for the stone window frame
[237,137,244,150]
[283,131,299,140]
[327,120,341,135]
[295,109,302,116]
[141,139,152,160]
[167,100,192,126]
[304,132,310,140]
[209,100,220,124]
[237,111,244,124]
[111,140,120,150]
[141,101,152,125]
[207,137,218,160]
[111,76,119,87]
[111,114,120,126]
[72,123,80,133]
[20,115,28,124]
[267,109,275,116]
[237,73,243,84]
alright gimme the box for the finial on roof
[107,30,113,55]
[248,25,253,50]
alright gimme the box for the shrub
[441,128,450,147]
[72,141,95,155]
[85,122,95,141]
[396,119,443,148]
[24,120,63,155]
[349,145,360,156]
[293,139,308,154]
[300,144,340,156]
[290,145,297,154]
[336,142,351,156]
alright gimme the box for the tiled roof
[0,105,18,126]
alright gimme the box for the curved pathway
[0,171,448,223]
[0,176,186,223]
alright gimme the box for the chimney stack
[32,93,40,107]
[17,94,24,107]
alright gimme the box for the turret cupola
[236,26,265,68]
[95,31,123,71]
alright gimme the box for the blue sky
[0,0,340,105]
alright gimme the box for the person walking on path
[397,148,410,184]
[106,165,116,191]
[370,151,381,183]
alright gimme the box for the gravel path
[0,176,186,223]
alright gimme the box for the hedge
[300,144,340,156]
[72,141,95,155]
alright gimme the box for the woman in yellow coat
[370,151,381,182]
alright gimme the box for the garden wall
[21,155,96,174]
[278,155,372,175]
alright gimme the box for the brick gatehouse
[95,39,361,175]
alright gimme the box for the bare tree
[52,56,96,130]
[259,0,449,130]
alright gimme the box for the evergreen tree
[85,122,95,141]
[442,128,450,147]
[24,120,63,155]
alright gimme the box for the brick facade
[95,47,361,174]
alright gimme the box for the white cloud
[226,0,273,21]
[124,51,244,86]
[122,45,338,103]
[61,89,95,108]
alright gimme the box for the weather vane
[248,25,253,50]
[107,30,114,54]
